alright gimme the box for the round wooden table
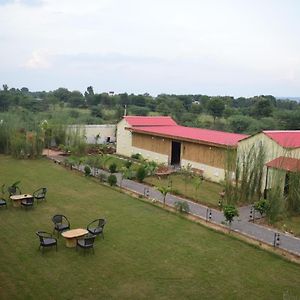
[10,194,33,208]
[61,228,88,248]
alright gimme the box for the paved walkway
[47,154,300,257]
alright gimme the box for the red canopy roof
[266,156,300,172]
[263,131,300,148]
[124,116,177,127]
[131,125,248,147]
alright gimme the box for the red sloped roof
[124,116,177,127]
[266,156,300,172]
[131,125,248,147]
[263,131,300,148]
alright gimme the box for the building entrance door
[171,141,181,166]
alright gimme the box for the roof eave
[129,128,238,149]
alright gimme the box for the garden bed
[144,173,222,208]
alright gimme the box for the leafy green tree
[68,91,85,108]
[252,97,273,118]
[275,109,300,130]
[85,86,95,106]
[53,87,72,103]
[228,115,256,133]
[207,98,225,122]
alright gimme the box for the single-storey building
[237,130,300,195]
[116,116,248,182]
[68,124,116,144]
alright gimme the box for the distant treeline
[0,84,299,134]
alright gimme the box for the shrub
[107,174,117,186]
[223,204,239,226]
[120,167,135,180]
[136,166,147,182]
[84,165,91,176]
[174,201,190,213]
[124,160,132,169]
[131,153,142,160]
[109,162,117,173]
[144,161,158,176]
[253,199,269,216]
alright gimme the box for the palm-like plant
[156,186,172,207]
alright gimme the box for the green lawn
[145,174,222,207]
[0,156,300,299]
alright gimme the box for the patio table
[10,194,33,208]
[61,228,88,248]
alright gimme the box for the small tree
[207,97,225,123]
[180,164,193,194]
[193,175,203,197]
[174,201,190,213]
[109,162,117,173]
[223,204,239,228]
[84,165,91,176]
[253,199,269,217]
[157,186,171,207]
[136,165,147,182]
[107,174,117,186]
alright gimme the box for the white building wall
[116,119,133,157]
[181,159,226,183]
[68,125,116,144]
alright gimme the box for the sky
[0,0,300,97]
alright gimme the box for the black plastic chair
[21,197,34,209]
[0,198,7,208]
[36,231,57,253]
[52,214,70,237]
[76,234,96,254]
[8,186,22,196]
[33,187,47,202]
[87,218,106,239]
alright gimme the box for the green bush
[131,153,142,160]
[174,201,190,213]
[84,165,91,176]
[109,162,117,173]
[144,161,158,176]
[136,166,147,182]
[253,199,269,216]
[223,204,239,225]
[108,174,117,186]
[124,160,132,169]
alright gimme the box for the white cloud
[0,0,300,96]
[23,50,51,69]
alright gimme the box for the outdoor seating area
[0,183,47,209]
[37,214,106,254]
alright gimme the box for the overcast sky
[0,0,300,97]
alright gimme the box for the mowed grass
[0,156,300,299]
[145,174,222,207]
